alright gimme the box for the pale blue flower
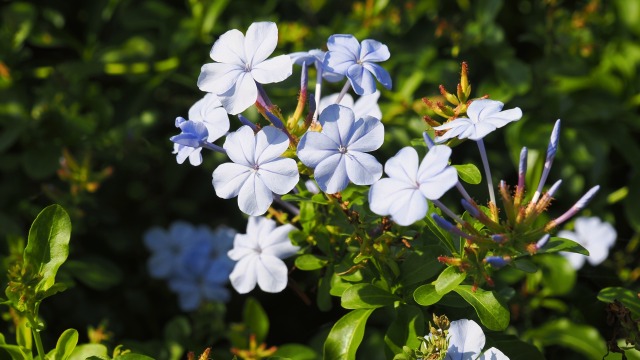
[368,146,458,226]
[319,90,382,120]
[143,221,200,279]
[188,93,230,142]
[289,49,343,82]
[297,104,384,194]
[434,99,522,142]
[171,117,209,166]
[167,226,236,311]
[228,216,299,294]
[559,216,616,269]
[197,21,293,114]
[212,126,299,216]
[443,319,509,360]
[323,35,392,95]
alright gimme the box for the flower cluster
[143,221,235,311]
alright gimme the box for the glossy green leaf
[485,334,545,360]
[537,237,589,255]
[295,254,328,271]
[384,305,424,356]
[323,309,374,360]
[597,287,640,317]
[413,284,443,306]
[454,164,482,184]
[16,317,31,351]
[341,284,399,309]
[538,255,576,296]
[512,258,537,273]
[65,257,123,290]
[524,318,607,360]
[53,329,78,360]
[23,204,72,293]
[69,344,108,360]
[453,285,510,331]
[244,297,269,344]
[399,247,444,286]
[116,354,155,360]
[272,344,317,360]
[434,266,466,295]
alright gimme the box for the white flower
[297,104,384,194]
[319,91,382,120]
[188,93,230,142]
[212,126,299,216]
[559,216,617,269]
[434,99,522,142]
[368,146,458,226]
[227,216,299,294]
[197,22,292,114]
[443,319,509,360]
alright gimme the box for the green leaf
[512,258,537,273]
[523,318,607,360]
[538,255,576,296]
[453,285,510,331]
[272,344,317,360]
[0,333,31,360]
[413,284,443,306]
[23,204,72,293]
[53,329,78,360]
[244,297,269,344]
[65,257,123,290]
[69,344,108,360]
[537,237,589,255]
[485,334,545,360]
[115,354,155,360]
[453,164,482,184]
[341,284,399,309]
[317,267,333,311]
[598,287,640,317]
[16,317,32,350]
[399,247,444,286]
[384,305,424,356]
[434,266,466,295]
[323,309,374,360]
[295,254,328,271]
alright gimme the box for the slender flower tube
[545,185,600,230]
[531,120,561,204]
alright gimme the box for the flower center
[338,145,348,154]
[252,164,260,172]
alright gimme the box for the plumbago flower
[212,126,299,216]
[369,146,458,226]
[441,319,509,360]
[144,221,200,279]
[197,21,292,114]
[319,90,383,120]
[324,34,392,95]
[559,216,617,269]
[434,99,522,142]
[171,93,230,166]
[228,216,299,294]
[297,104,384,194]
[171,117,209,166]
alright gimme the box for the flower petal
[254,126,289,164]
[258,158,299,194]
[297,132,340,168]
[237,173,273,216]
[319,104,355,146]
[261,223,298,257]
[324,50,356,75]
[345,116,384,152]
[347,63,376,95]
[478,347,510,360]
[353,91,382,119]
[197,63,245,95]
[319,93,355,114]
[218,72,258,115]
[224,125,257,167]
[369,179,426,226]
[314,153,349,194]
[252,55,293,84]
[212,163,251,199]
[256,255,289,293]
[188,93,230,142]
[245,22,278,66]
[143,227,170,251]
[384,147,419,184]
[467,99,504,122]
[229,255,258,294]
[419,166,458,200]
[210,28,246,65]
[362,62,392,90]
[359,39,390,62]
[418,145,453,179]
[345,151,382,185]
[446,319,485,360]
[327,34,361,58]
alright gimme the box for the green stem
[31,327,45,360]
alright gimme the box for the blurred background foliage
[1,0,639,358]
